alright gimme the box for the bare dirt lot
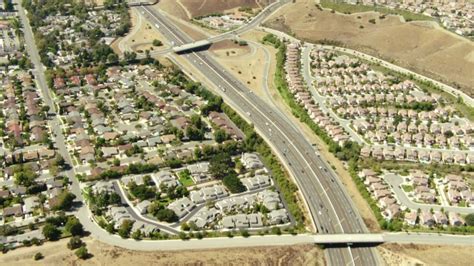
[111,8,169,55]
[379,243,474,266]
[265,0,474,96]
[0,237,325,266]
[158,0,274,19]
[211,40,266,96]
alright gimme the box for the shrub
[67,236,83,250]
[75,246,88,260]
[152,39,163,46]
[240,229,250,238]
[42,224,61,241]
[271,226,282,235]
[34,252,43,260]
[466,214,474,226]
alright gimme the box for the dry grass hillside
[265,0,474,96]
[0,237,325,266]
[158,0,274,19]
[379,243,474,266]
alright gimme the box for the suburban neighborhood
[0,0,473,264]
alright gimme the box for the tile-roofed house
[433,211,448,226]
[448,212,464,226]
[420,211,435,227]
[384,204,401,220]
[3,204,23,217]
[404,210,418,226]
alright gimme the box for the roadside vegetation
[318,0,433,22]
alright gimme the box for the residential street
[384,173,474,214]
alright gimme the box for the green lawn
[402,185,414,192]
[320,0,434,22]
[179,176,194,187]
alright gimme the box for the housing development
[0,0,473,265]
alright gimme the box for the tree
[3,0,13,11]
[118,220,134,238]
[209,152,233,179]
[53,191,76,211]
[75,246,89,260]
[0,224,19,236]
[271,226,281,235]
[106,222,115,234]
[132,229,142,240]
[42,224,61,241]
[214,129,228,143]
[65,217,84,236]
[54,155,66,169]
[124,51,137,62]
[67,236,83,250]
[155,209,178,223]
[34,252,43,261]
[181,223,190,231]
[178,231,188,240]
[152,39,163,46]
[240,229,250,237]
[107,53,119,63]
[466,213,474,226]
[222,172,246,193]
[195,231,203,239]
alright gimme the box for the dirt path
[176,0,193,20]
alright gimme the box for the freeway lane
[137,5,379,266]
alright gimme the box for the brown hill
[265,0,474,96]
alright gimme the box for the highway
[137,5,380,266]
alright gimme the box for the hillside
[264,0,474,96]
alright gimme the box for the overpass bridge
[172,39,212,53]
[313,234,385,245]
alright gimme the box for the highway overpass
[172,40,212,53]
[313,234,384,244]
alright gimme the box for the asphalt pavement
[136,5,380,266]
